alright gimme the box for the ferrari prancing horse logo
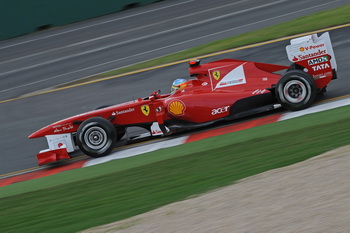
[141,105,150,116]
[213,70,221,80]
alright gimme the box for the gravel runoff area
[83,146,350,233]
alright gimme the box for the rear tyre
[77,117,116,157]
[276,70,316,111]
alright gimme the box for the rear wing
[286,32,337,81]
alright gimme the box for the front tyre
[77,117,116,157]
[276,70,316,111]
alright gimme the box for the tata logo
[311,63,330,71]
[212,106,230,115]
[308,56,328,65]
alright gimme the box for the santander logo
[286,32,333,66]
[299,49,326,60]
[293,44,326,61]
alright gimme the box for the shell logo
[168,100,186,115]
[299,47,305,52]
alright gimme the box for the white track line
[84,136,188,167]
[279,98,350,121]
[0,0,196,50]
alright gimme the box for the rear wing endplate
[286,32,337,71]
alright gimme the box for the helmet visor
[171,85,180,93]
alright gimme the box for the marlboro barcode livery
[29,32,337,165]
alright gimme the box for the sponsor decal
[311,63,330,71]
[308,56,328,65]
[219,79,244,86]
[150,122,170,136]
[202,82,208,86]
[252,89,267,95]
[152,129,163,135]
[151,122,163,136]
[155,106,162,113]
[54,141,67,149]
[287,38,329,63]
[300,43,325,52]
[212,71,221,80]
[141,105,150,116]
[214,64,246,89]
[293,49,327,61]
[304,43,325,50]
[112,108,135,116]
[292,56,299,62]
[53,123,74,133]
[312,71,332,79]
[168,100,186,115]
[212,106,230,115]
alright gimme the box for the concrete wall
[0,0,161,40]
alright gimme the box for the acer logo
[311,63,330,71]
[212,106,230,115]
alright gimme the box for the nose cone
[28,127,49,139]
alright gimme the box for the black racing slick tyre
[77,117,116,157]
[276,70,317,111]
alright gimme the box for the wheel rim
[84,126,108,150]
[283,80,309,103]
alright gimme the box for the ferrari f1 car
[29,32,337,165]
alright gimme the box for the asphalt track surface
[1,0,349,100]
[0,0,350,176]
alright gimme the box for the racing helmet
[171,78,188,94]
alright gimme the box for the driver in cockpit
[170,78,188,94]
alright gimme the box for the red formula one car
[29,32,337,165]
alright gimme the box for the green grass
[1,105,350,232]
[60,4,350,87]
